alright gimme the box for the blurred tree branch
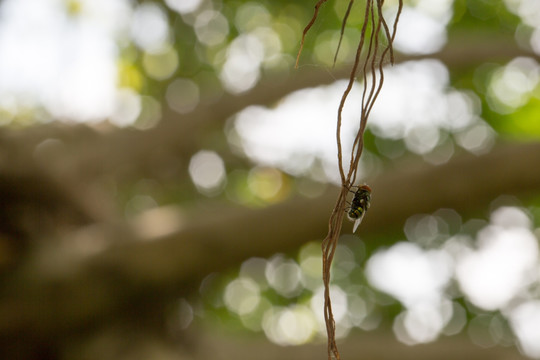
[57,322,532,360]
[190,326,528,360]
[3,33,537,186]
[2,141,540,341]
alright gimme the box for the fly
[347,184,372,233]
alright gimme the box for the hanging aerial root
[333,0,355,68]
[296,1,403,359]
[295,0,329,69]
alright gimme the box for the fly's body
[347,184,371,232]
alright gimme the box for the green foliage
[506,97,540,138]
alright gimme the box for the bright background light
[0,0,132,123]
[233,59,495,183]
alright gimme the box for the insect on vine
[346,184,372,233]
[296,0,403,359]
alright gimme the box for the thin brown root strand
[335,0,372,183]
[346,0,376,184]
[377,0,394,64]
[333,0,355,68]
[390,0,404,65]
[295,0,329,69]
[321,187,349,360]
[311,1,402,359]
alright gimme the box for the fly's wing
[352,213,365,233]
